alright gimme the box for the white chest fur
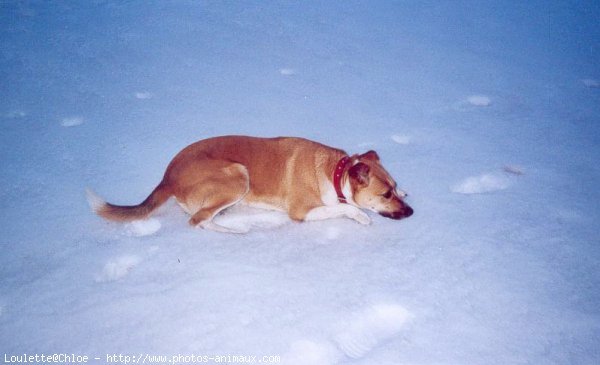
[320,180,339,206]
[320,175,355,206]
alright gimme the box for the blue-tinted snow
[1,1,599,364]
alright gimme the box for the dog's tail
[86,182,171,222]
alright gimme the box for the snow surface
[1,1,599,364]
[391,134,411,145]
[60,116,84,127]
[582,79,600,88]
[466,95,492,107]
[451,172,510,194]
[125,218,162,238]
[95,255,143,283]
[279,68,297,76]
[135,91,153,100]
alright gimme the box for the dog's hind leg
[179,161,250,234]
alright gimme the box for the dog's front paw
[352,210,371,225]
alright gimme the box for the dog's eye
[382,190,392,199]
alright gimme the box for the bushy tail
[86,183,171,222]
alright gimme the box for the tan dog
[88,136,413,233]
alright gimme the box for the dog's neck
[333,155,352,203]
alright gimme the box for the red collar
[333,156,351,203]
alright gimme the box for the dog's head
[347,151,413,220]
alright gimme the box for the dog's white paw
[352,210,371,225]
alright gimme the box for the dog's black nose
[380,206,413,220]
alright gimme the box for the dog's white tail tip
[85,188,106,212]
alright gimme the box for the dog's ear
[349,162,370,186]
[360,150,380,161]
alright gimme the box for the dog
[88,135,413,233]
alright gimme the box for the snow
[5,110,27,119]
[125,218,162,237]
[391,134,411,145]
[333,304,412,359]
[60,116,84,127]
[279,68,297,76]
[283,304,411,364]
[95,255,143,283]
[582,79,600,88]
[134,91,153,100]
[285,340,339,365]
[1,1,599,364]
[503,165,525,176]
[451,172,510,194]
[466,95,492,107]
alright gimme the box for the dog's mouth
[379,206,413,220]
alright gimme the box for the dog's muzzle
[379,205,413,220]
